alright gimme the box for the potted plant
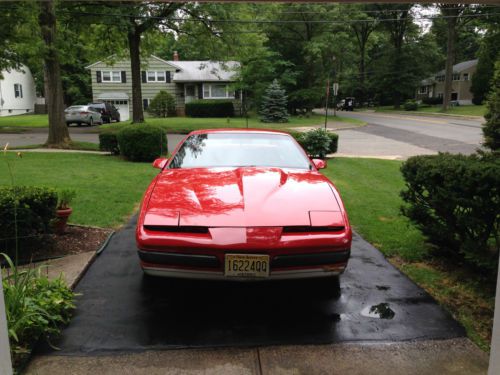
[54,189,76,234]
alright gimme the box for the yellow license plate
[225,254,270,278]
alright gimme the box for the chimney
[173,51,179,61]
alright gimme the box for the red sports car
[136,129,352,283]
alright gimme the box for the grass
[0,152,493,350]
[0,115,49,128]
[375,104,487,117]
[0,152,156,228]
[324,157,494,351]
[0,113,365,132]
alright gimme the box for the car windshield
[66,106,85,111]
[169,133,311,169]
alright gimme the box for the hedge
[400,153,500,274]
[99,131,119,155]
[422,97,443,105]
[185,100,234,117]
[404,100,418,111]
[116,124,167,162]
[0,186,58,259]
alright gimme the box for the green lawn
[0,152,156,228]
[11,141,100,151]
[375,104,487,117]
[0,152,492,350]
[0,113,365,132]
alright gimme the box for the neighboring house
[0,64,37,117]
[86,53,241,119]
[416,59,478,105]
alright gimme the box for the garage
[96,92,130,122]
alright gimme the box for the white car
[65,105,103,126]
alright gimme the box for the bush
[482,61,500,153]
[422,97,443,105]
[400,153,500,274]
[148,90,176,118]
[185,100,234,117]
[404,100,418,111]
[116,124,167,162]
[2,254,75,364]
[289,129,339,157]
[99,131,119,154]
[0,186,57,259]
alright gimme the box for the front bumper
[138,249,350,281]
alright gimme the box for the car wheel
[66,122,70,127]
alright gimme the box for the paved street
[1,111,485,160]
[325,110,484,159]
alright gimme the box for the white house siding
[0,64,36,117]
[88,57,177,119]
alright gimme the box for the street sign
[332,82,339,96]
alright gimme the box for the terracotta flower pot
[54,207,73,235]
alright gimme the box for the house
[416,59,478,105]
[0,64,38,116]
[86,53,241,120]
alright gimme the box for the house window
[146,71,166,82]
[463,73,469,81]
[435,75,445,82]
[202,83,234,99]
[14,84,23,98]
[419,86,428,94]
[437,93,443,98]
[452,73,460,81]
[102,71,122,83]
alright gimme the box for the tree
[471,27,500,104]
[260,79,289,123]
[483,61,500,152]
[38,0,71,147]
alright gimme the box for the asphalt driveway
[37,216,464,355]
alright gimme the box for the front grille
[144,225,209,234]
[282,226,345,233]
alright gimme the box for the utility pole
[0,268,13,375]
[324,77,330,130]
[333,82,339,118]
[488,256,500,375]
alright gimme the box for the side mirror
[312,159,327,170]
[152,158,168,169]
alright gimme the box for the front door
[185,84,197,103]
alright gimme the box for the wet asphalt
[38,216,464,355]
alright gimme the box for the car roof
[187,128,292,136]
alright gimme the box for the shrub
[404,100,418,111]
[422,97,443,105]
[185,100,234,117]
[148,90,176,118]
[0,186,57,259]
[116,124,167,162]
[400,153,500,274]
[482,61,500,153]
[289,129,338,157]
[99,130,119,155]
[2,254,75,363]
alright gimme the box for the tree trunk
[443,16,457,111]
[39,0,71,147]
[128,26,144,123]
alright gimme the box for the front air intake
[144,225,209,234]
[282,226,345,233]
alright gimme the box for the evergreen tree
[483,61,500,152]
[260,79,289,123]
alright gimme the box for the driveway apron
[38,216,464,355]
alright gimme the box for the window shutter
[141,71,146,83]
[121,71,126,83]
[96,71,102,83]
[20,85,23,98]
[143,99,149,110]
[198,83,203,99]
[166,71,171,83]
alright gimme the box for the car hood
[145,167,342,227]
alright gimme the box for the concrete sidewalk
[26,338,488,374]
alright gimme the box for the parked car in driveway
[88,102,120,123]
[136,129,352,288]
[64,105,103,126]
